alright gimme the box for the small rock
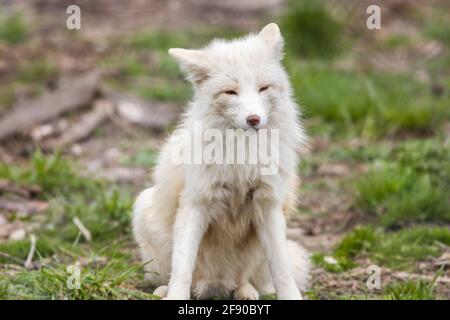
[31,124,55,141]
[71,144,83,156]
[9,228,26,240]
[317,164,349,176]
[324,256,338,265]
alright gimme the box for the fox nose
[246,115,261,127]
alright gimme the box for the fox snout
[246,115,260,127]
[240,111,266,130]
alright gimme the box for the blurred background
[0,0,449,299]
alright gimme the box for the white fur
[133,23,310,300]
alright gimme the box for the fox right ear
[258,23,284,60]
[168,48,210,85]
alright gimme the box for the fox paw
[153,285,168,298]
[233,283,259,300]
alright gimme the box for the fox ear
[258,23,284,59]
[168,48,210,85]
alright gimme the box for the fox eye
[224,90,238,95]
[259,85,270,93]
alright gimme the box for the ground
[0,0,449,300]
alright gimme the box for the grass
[129,27,242,52]
[120,148,158,167]
[334,226,378,259]
[2,255,154,299]
[354,165,449,227]
[384,279,437,300]
[0,152,148,300]
[380,34,412,49]
[395,139,450,186]
[425,10,450,47]
[129,29,189,51]
[288,62,449,137]
[101,44,190,102]
[0,153,133,243]
[17,60,57,83]
[139,81,191,102]
[310,253,354,273]
[0,85,16,110]
[0,280,8,299]
[0,238,55,264]
[0,13,27,44]
[118,55,149,78]
[0,151,99,197]
[44,191,133,243]
[0,153,130,234]
[381,177,448,227]
[280,0,344,58]
[375,228,450,267]
[331,226,450,270]
[354,139,450,227]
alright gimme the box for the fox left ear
[168,48,211,85]
[258,23,284,60]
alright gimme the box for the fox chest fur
[183,162,284,246]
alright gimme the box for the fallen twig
[31,119,69,142]
[0,251,24,265]
[105,109,139,137]
[73,216,92,242]
[24,234,37,269]
[0,179,41,198]
[0,71,101,141]
[101,86,180,131]
[0,198,49,214]
[44,99,113,149]
[390,271,450,284]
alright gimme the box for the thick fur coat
[133,23,310,300]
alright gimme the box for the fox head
[169,23,289,130]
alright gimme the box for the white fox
[133,23,310,300]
